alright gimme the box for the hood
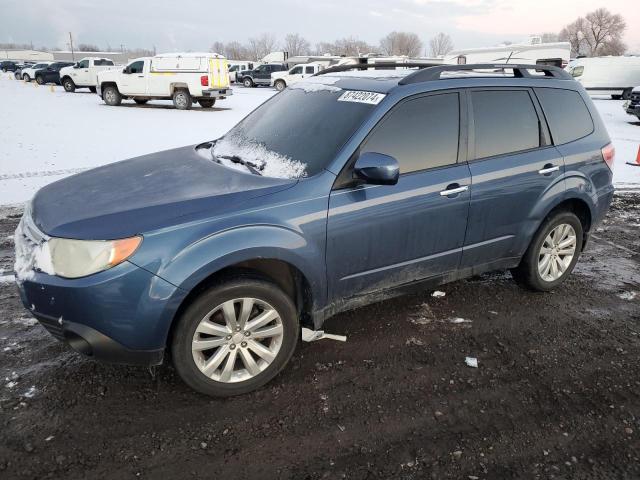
[97,69,119,81]
[31,145,296,240]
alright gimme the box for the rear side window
[94,59,114,66]
[360,93,460,173]
[570,66,584,77]
[305,66,315,74]
[535,88,594,145]
[471,90,540,159]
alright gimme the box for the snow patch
[431,290,446,298]
[618,291,637,301]
[22,386,37,398]
[465,357,479,368]
[212,134,306,179]
[0,274,15,284]
[291,82,342,93]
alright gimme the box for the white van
[567,56,640,100]
[96,53,231,109]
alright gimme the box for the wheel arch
[169,82,189,95]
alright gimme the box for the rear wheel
[198,99,215,108]
[622,88,633,101]
[134,98,148,105]
[35,75,44,85]
[22,74,31,82]
[511,211,583,291]
[102,86,122,106]
[62,77,75,92]
[1,67,6,73]
[243,77,254,88]
[171,277,299,397]
[172,89,192,110]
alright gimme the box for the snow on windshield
[212,134,307,179]
[290,82,342,93]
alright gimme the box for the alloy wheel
[191,298,284,383]
[537,223,577,282]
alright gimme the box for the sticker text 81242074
[337,91,386,105]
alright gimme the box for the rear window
[535,88,594,145]
[471,90,541,159]
[94,59,114,66]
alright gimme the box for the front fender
[153,224,327,311]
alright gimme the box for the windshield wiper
[216,155,263,176]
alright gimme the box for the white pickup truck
[270,63,325,91]
[96,53,232,109]
[59,57,120,93]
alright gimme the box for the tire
[22,74,30,82]
[14,72,20,80]
[274,79,286,92]
[102,85,122,106]
[172,89,192,110]
[243,77,254,88]
[1,67,6,73]
[171,277,299,397]
[62,77,75,92]
[622,88,633,101]
[134,98,148,105]
[35,75,44,85]
[198,99,215,108]
[511,211,584,292]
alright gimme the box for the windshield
[212,85,376,178]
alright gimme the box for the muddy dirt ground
[0,195,638,480]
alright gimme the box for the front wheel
[102,86,122,106]
[622,88,633,101]
[198,99,215,108]
[62,78,75,92]
[172,89,192,110]
[511,211,583,291]
[171,277,299,397]
[35,75,44,85]
[274,79,286,92]
[243,77,254,88]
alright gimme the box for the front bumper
[201,88,233,98]
[16,261,183,367]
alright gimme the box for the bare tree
[559,8,626,56]
[247,33,278,61]
[283,33,310,57]
[380,31,423,57]
[429,33,454,57]
[78,43,100,52]
[224,41,249,60]
[315,37,377,56]
[210,41,226,55]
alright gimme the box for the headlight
[36,236,142,279]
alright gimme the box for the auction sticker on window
[338,91,386,105]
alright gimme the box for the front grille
[36,315,66,341]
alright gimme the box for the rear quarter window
[535,88,594,145]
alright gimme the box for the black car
[239,63,287,87]
[34,62,75,85]
[0,61,18,72]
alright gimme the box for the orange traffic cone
[627,145,640,167]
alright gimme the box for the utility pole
[69,32,75,61]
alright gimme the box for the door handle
[439,185,469,196]
[538,165,560,175]
[137,75,144,78]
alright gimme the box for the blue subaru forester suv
[15,63,615,397]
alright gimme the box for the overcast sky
[2,0,639,53]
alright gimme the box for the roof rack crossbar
[399,63,573,84]
[314,62,442,77]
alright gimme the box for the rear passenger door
[460,88,564,269]
[326,92,471,301]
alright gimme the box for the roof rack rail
[314,62,441,76]
[399,63,572,84]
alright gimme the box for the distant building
[52,51,132,64]
[0,49,53,62]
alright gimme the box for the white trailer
[567,56,640,100]
[445,37,571,68]
[96,53,231,109]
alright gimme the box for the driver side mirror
[353,152,399,186]
[73,64,79,69]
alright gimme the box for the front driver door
[120,60,147,96]
[326,91,471,302]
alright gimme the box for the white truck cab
[59,57,119,92]
[96,53,232,109]
[270,63,324,91]
[228,61,255,83]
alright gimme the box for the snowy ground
[1,73,639,205]
[0,73,275,205]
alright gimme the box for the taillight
[200,75,208,87]
[601,143,615,171]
